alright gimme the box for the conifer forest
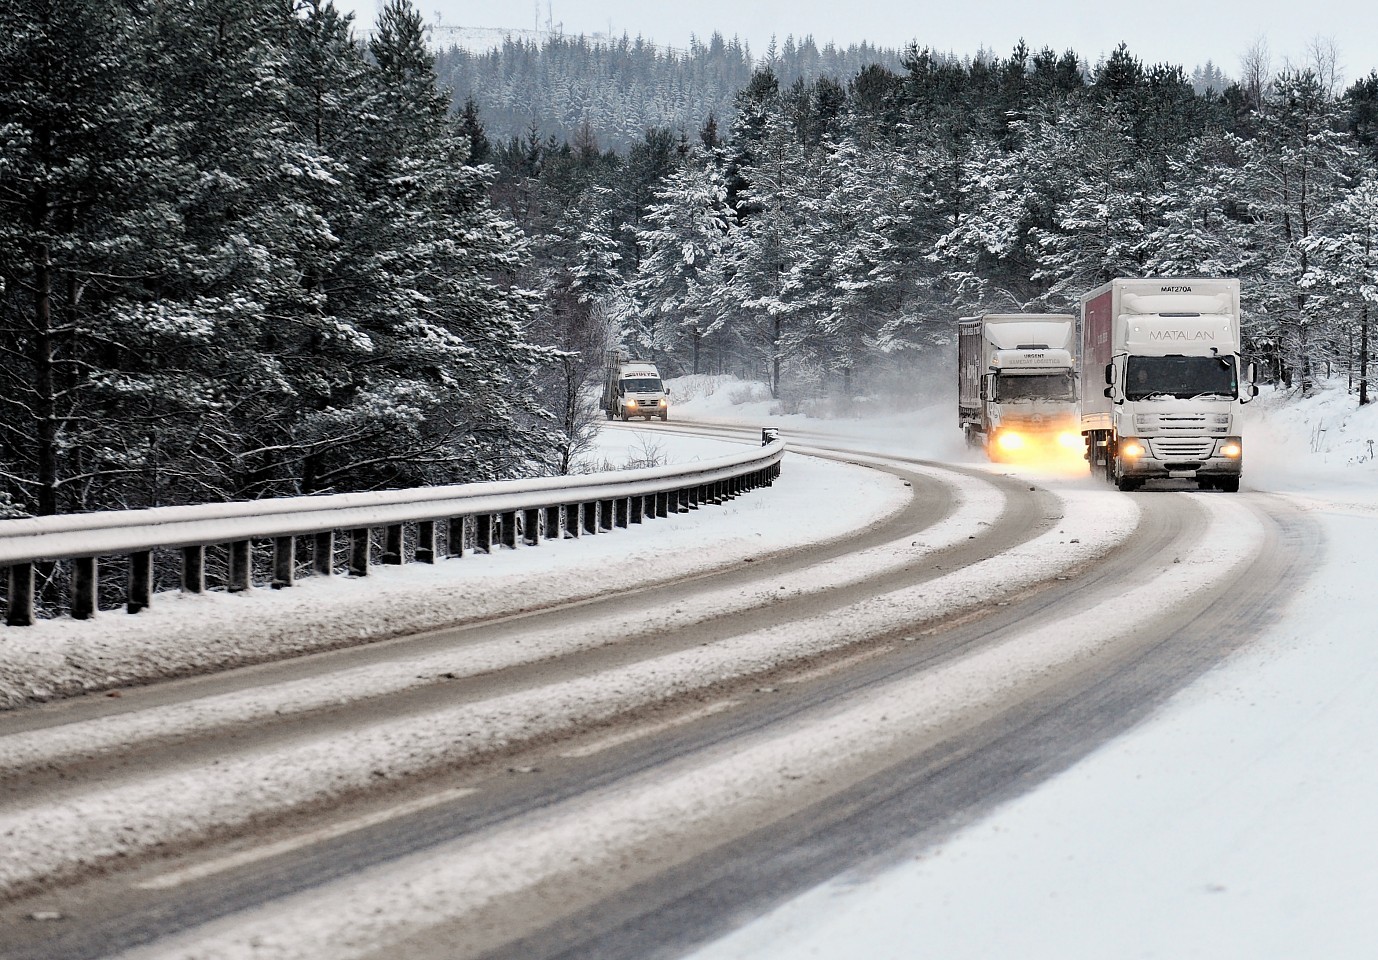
[2,0,1376,518]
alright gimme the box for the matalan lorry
[602,349,670,421]
[1080,278,1256,492]
[957,313,1081,460]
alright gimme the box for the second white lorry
[957,313,1081,460]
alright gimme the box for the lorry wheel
[1113,459,1140,492]
[660,412,668,421]
[620,409,629,422]
[605,409,613,421]
[1218,477,1240,493]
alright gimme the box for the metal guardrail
[0,434,785,626]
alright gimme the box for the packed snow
[3,373,1375,960]
[682,377,1378,960]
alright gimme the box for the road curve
[0,422,1322,960]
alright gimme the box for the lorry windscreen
[996,373,1075,401]
[622,377,663,393]
[1125,356,1237,401]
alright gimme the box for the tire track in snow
[112,495,1266,960]
[0,485,1134,902]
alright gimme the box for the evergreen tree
[1230,70,1354,391]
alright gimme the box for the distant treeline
[435,31,908,150]
[476,38,1377,410]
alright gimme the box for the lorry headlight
[1120,438,1146,458]
[1219,438,1242,458]
[996,431,1025,451]
[658,398,667,407]
[626,398,638,407]
[1058,431,1082,449]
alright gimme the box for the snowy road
[0,414,1335,959]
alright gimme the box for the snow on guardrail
[0,437,785,626]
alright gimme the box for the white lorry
[602,350,670,421]
[957,314,1081,460]
[1079,278,1256,492]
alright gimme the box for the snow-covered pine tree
[1297,171,1378,405]
[0,0,184,515]
[632,154,733,373]
[1229,69,1354,392]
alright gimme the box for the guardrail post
[7,563,35,626]
[228,540,252,592]
[416,521,436,563]
[313,532,334,576]
[128,551,153,613]
[182,546,205,593]
[501,510,518,549]
[475,514,493,553]
[349,528,370,576]
[448,517,466,558]
[523,508,540,546]
[272,536,295,588]
[544,506,560,540]
[383,524,404,564]
[72,557,98,619]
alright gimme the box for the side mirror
[1240,362,1259,403]
[665,387,671,396]
[1104,386,1114,399]
[1104,362,1115,386]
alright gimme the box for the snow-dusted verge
[0,438,902,711]
[112,492,1266,960]
[0,485,1136,902]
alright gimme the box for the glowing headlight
[626,398,638,407]
[1220,440,1242,458]
[1058,431,1082,449]
[658,398,667,407]
[996,432,1025,451]
[1121,439,1146,458]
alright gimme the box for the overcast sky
[347,0,1378,80]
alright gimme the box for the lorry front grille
[1149,438,1215,460]
[1138,413,1212,434]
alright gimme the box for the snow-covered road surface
[1,380,1371,960]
